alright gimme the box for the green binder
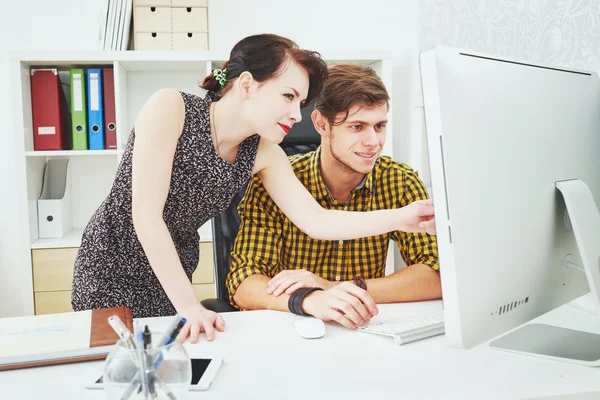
[70,69,88,150]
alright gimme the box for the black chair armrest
[201,298,238,313]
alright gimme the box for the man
[226,64,441,329]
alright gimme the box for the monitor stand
[489,179,600,366]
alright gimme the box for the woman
[71,34,435,343]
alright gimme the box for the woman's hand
[398,199,436,235]
[176,303,225,344]
[267,270,335,296]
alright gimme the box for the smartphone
[85,357,224,391]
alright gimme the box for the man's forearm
[233,274,290,311]
[365,263,441,303]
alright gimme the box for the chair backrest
[211,106,321,301]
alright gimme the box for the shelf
[8,50,391,71]
[31,229,212,249]
[31,229,84,249]
[9,51,228,72]
[8,50,390,62]
[25,150,118,157]
[9,50,228,63]
[199,234,213,243]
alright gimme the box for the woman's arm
[132,89,223,342]
[253,139,436,241]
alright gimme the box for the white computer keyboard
[356,310,445,345]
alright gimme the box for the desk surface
[1,299,599,400]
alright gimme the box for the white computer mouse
[293,317,326,339]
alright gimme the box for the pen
[107,315,136,350]
[143,325,152,350]
[135,322,150,400]
[122,315,187,400]
[157,314,187,347]
[154,375,177,400]
[153,317,186,368]
[137,317,187,395]
[143,325,156,397]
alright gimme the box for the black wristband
[288,287,323,316]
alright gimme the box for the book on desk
[0,306,133,371]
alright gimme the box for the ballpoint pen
[153,317,187,367]
[153,376,177,400]
[157,314,187,347]
[143,325,156,398]
[135,322,150,400]
[136,317,187,395]
[143,325,152,349]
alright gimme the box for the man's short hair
[314,64,390,126]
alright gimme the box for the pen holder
[103,332,191,400]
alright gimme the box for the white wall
[209,0,421,166]
[415,0,600,183]
[420,0,600,68]
[0,21,17,318]
[0,0,107,317]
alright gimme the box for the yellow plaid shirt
[226,147,439,308]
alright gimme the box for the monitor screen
[420,46,600,349]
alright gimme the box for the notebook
[0,306,133,371]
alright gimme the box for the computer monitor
[419,46,600,352]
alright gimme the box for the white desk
[1,299,599,400]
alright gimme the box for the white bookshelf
[25,150,119,157]
[10,51,393,315]
[31,229,84,249]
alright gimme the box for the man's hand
[267,270,335,296]
[301,282,378,329]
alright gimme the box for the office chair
[201,106,321,312]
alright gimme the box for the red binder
[102,68,117,149]
[31,69,72,151]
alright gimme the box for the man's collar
[310,147,330,202]
[311,147,375,202]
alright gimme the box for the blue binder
[86,69,105,150]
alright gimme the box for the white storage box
[135,32,173,50]
[171,0,207,6]
[37,159,72,239]
[133,1,208,50]
[172,7,207,32]
[172,32,208,50]
[134,0,172,6]
[134,6,172,32]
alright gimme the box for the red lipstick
[278,123,291,134]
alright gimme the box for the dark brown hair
[314,64,390,126]
[201,34,328,106]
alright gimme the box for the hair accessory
[213,68,228,88]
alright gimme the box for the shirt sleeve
[390,168,440,271]
[225,175,285,308]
